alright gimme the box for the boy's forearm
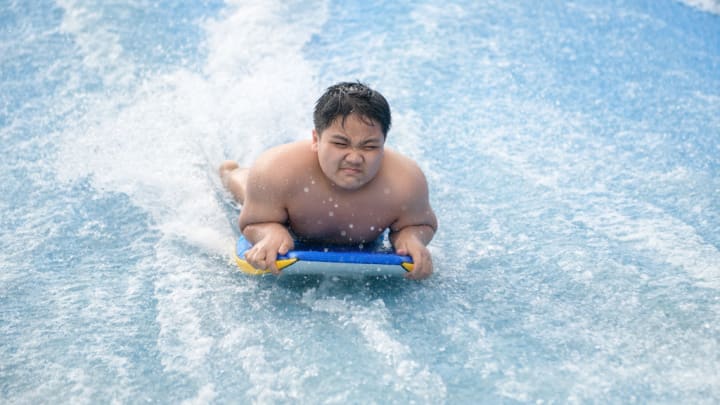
[390,224,435,246]
[241,222,290,244]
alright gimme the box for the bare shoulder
[382,148,437,232]
[248,140,314,191]
[383,148,430,193]
[240,140,314,230]
[251,140,312,172]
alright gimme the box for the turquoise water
[2,0,719,403]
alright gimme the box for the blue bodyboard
[234,236,413,277]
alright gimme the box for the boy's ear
[311,129,319,151]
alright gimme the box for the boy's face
[312,113,385,191]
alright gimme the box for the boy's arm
[390,225,435,280]
[241,222,294,274]
[389,164,438,280]
[239,158,295,274]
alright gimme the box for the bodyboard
[234,236,413,277]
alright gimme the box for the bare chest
[286,188,398,245]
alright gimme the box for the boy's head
[313,82,391,138]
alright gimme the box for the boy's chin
[331,177,368,191]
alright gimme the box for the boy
[220,82,437,279]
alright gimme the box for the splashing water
[2,0,719,403]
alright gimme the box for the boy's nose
[345,150,363,163]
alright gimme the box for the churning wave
[677,0,720,14]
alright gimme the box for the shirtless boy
[219,82,437,279]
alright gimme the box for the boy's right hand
[242,223,295,275]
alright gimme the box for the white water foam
[677,0,720,14]
[54,0,328,399]
[573,200,720,288]
[302,288,448,402]
[56,0,137,87]
[463,96,720,290]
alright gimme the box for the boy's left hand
[394,237,433,280]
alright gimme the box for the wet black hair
[313,81,391,138]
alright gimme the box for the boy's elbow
[238,212,259,233]
[424,209,439,233]
[238,212,249,232]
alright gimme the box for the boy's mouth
[340,166,362,174]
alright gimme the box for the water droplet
[370,226,375,231]
[341,230,347,236]
[348,223,354,228]
[304,187,309,193]
[328,211,334,217]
